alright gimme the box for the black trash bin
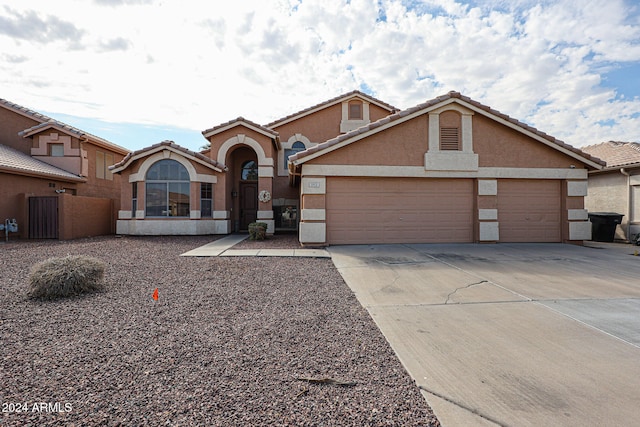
[588,212,624,242]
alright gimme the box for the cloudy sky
[1,0,639,152]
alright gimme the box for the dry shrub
[27,255,106,299]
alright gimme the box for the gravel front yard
[1,236,439,426]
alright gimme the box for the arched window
[241,160,258,181]
[145,159,190,217]
[284,141,306,162]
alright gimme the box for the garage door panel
[326,178,474,244]
[498,180,561,243]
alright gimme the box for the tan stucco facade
[111,90,600,245]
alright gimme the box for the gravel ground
[0,236,440,426]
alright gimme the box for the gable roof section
[202,117,279,140]
[0,144,85,182]
[581,141,640,168]
[290,91,605,170]
[1,97,129,155]
[110,140,227,174]
[19,120,130,155]
[265,90,399,129]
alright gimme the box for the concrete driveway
[329,243,640,427]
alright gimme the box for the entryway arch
[217,134,272,168]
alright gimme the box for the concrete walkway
[180,234,330,258]
[180,234,248,257]
[329,243,640,427]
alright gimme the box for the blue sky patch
[596,118,616,127]
[46,113,205,152]
[602,63,640,99]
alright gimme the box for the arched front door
[239,159,258,230]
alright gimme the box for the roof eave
[109,143,226,174]
[0,165,86,182]
[202,120,278,140]
[589,162,640,174]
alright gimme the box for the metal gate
[29,197,59,239]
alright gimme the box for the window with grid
[145,159,190,217]
[201,183,213,218]
[131,182,137,215]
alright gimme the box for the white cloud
[0,0,638,149]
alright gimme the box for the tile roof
[202,117,279,138]
[0,144,85,181]
[580,141,640,168]
[0,98,53,122]
[265,90,399,128]
[1,97,129,155]
[290,91,605,168]
[110,140,227,172]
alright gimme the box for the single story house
[582,141,640,241]
[0,98,129,240]
[111,91,604,245]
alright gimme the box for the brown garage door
[498,179,561,242]
[326,178,474,244]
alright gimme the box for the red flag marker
[152,288,159,301]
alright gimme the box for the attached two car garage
[325,177,562,245]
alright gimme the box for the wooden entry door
[29,196,59,239]
[240,182,258,230]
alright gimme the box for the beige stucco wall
[272,104,342,144]
[305,115,428,167]
[473,115,584,169]
[586,171,628,240]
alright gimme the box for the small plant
[248,222,268,240]
[27,255,106,299]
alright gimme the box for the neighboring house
[111,90,603,245]
[581,141,640,241]
[0,98,129,240]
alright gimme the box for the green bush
[27,255,106,299]
[248,222,268,240]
